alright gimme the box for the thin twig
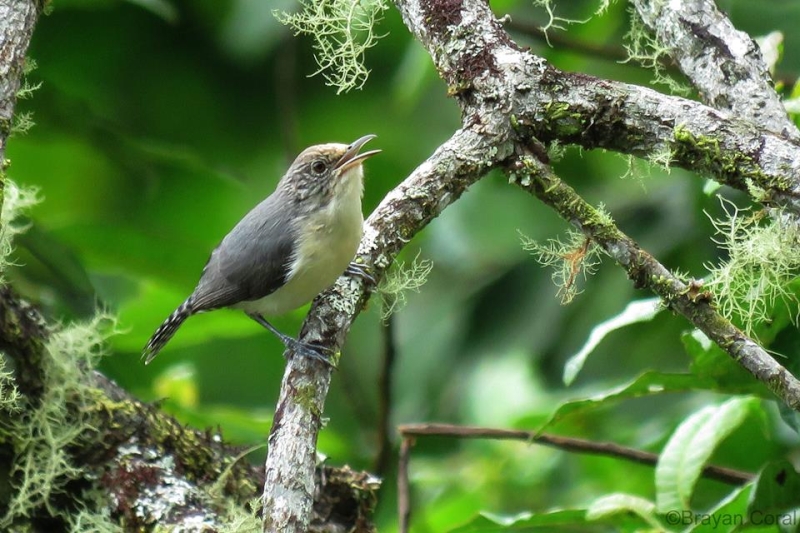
[398,436,413,533]
[399,423,753,486]
[374,311,397,477]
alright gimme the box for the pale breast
[236,169,364,316]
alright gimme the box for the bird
[142,134,380,365]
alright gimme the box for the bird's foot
[248,313,337,368]
[281,335,337,368]
[345,261,376,286]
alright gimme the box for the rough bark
[632,0,797,140]
[0,0,39,165]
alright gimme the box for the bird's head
[283,135,380,207]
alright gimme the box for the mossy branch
[506,149,800,411]
[0,282,377,530]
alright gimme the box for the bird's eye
[311,160,327,174]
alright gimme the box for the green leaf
[656,397,757,512]
[540,371,716,431]
[685,484,752,532]
[125,0,178,22]
[683,330,771,396]
[448,509,588,532]
[564,298,661,385]
[749,460,800,518]
[586,493,663,530]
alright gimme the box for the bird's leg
[345,261,376,287]
[247,313,336,368]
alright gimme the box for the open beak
[334,134,381,173]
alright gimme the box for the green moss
[520,228,603,304]
[67,506,122,533]
[0,357,20,414]
[294,383,323,418]
[671,125,779,197]
[0,180,39,278]
[543,101,566,119]
[623,8,690,95]
[446,81,472,97]
[705,199,800,335]
[2,314,117,528]
[217,497,261,533]
[379,252,433,321]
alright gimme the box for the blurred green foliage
[6,0,800,531]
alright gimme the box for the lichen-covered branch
[0,0,40,165]
[262,127,505,532]
[632,0,797,140]
[394,0,800,215]
[525,74,800,213]
[507,151,800,410]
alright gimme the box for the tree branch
[507,149,800,409]
[0,0,40,218]
[396,0,800,214]
[632,0,797,140]
[398,423,754,485]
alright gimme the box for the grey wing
[190,194,297,311]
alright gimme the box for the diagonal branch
[506,148,800,410]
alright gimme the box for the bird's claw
[345,261,376,286]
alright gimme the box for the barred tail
[142,298,194,364]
